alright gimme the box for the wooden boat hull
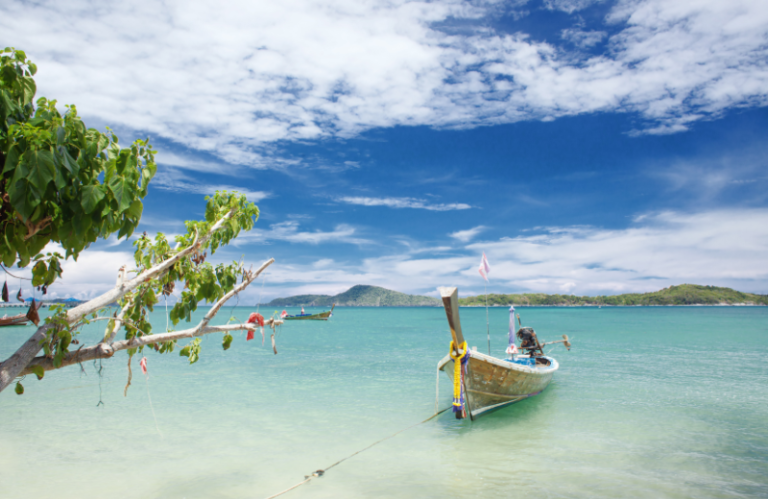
[285,304,334,321]
[0,315,30,327]
[284,310,332,321]
[438,351,558,419]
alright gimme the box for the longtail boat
[0,313,29,327]
[436,287,570,420]
[283,304,335,321]
[0,300,42,328]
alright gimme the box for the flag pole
[485,281,490,355]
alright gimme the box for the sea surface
[1,306,767,498]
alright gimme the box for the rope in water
[264,407,450,499]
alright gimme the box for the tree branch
[19,321,282,375]
[103,297,135,345]
[191,258,274,335]
[0,208,238,393]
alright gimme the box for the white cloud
[467,209,768,294]
[0,0,765,167]
[37,244,135,301]
[235,221,370,245]
[254,208,768,299]
[449,225,487,242]
[646,145,768,202]
[153,168,272,202]
[545,0,605,14]
[35,208,768,303]
[155,150,237,175]
[339,196,472,211]
[561,28,607,48]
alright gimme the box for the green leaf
[126,200,143,221]
[9,178,40,220]
[108,174,135,213]
[15,382,23,395]
[179,346,190,357]
[23,149,56,193]
[31,260,47,286]
[222,333,233,351]
[115,149,132,174]
[2,145,21,174]
[71,210,92,237]
[55,126,66,145]
[20,76,35,105]
[81,184,106,214]
[59,147,80,176]
[29,365,44,380]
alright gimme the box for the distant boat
[436,287,571,420]
[0,313,29,327]
[283,304,335,321]
[0,301,42,328]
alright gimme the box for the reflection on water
[1,306,767,498]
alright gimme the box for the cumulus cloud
[242,208,768,300]
[152,167,272,202]
[339,196,472,211]
[0,0,766,168]
[450,225,487,242]
[561,28,607,47]
[545,0,605,14]
[235,220,370,245]
[645,145,768,203]
[466,209,768,295]
[39,208,768,301]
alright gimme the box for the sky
[2,0,768,302]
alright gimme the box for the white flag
[478,252,490,281]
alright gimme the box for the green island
[267,284,768,307]
[265,284,440,307]
[458,284,768,307]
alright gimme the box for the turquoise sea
[1,306,767,498]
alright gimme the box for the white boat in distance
[436,287,570,420]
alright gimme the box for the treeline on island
[458,284,768,307]
[266,284,768,307]
[265,285,439,307]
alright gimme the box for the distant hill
[265,285,440,307]
[458,284,768,306]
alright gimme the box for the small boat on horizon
[436,287,570,420]
[283,304,335,321]
[0,300,43,328]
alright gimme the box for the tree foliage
[119,191,259,359]
[27,191,260,387]
[0,47,156,288]
[0,50,269,397]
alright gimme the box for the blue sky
[2,0,767,301]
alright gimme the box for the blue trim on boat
[503,357,537,367]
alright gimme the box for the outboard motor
[516,327,543,356]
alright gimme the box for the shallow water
[1,306,767,498]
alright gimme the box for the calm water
[1,306,767,498]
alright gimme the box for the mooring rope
[143,362,163,438]
[264,407,450,499]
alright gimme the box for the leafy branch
[0,191,270,395]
